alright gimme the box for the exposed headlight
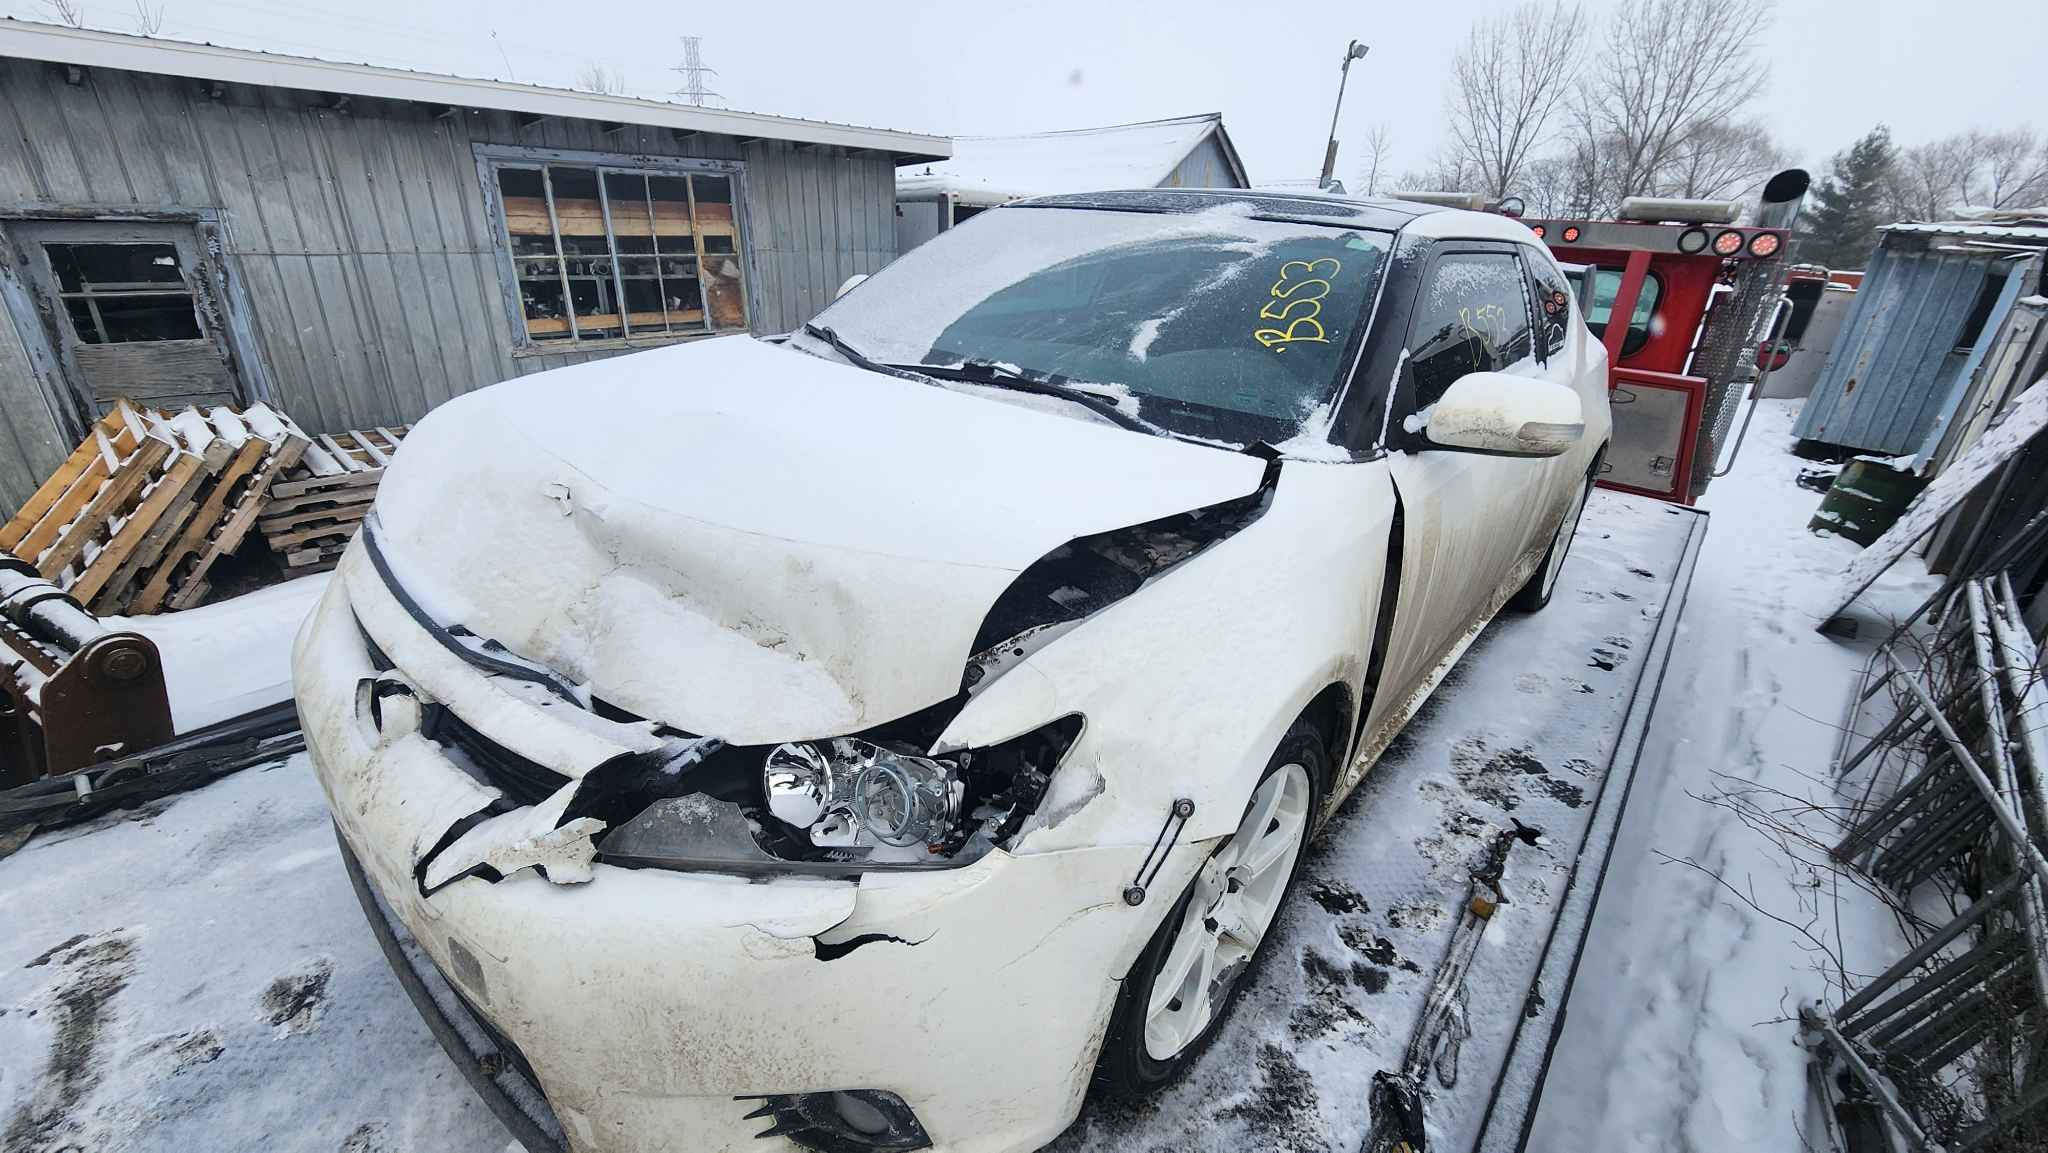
[599,715,1082,877]
[765,739,963,849]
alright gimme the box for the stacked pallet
[0,402,313,614]
[256,428,407,574]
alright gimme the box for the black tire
[1092,718,1328,1097]
[1510,472,1594,613]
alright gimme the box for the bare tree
[1568,0,1776,209]
[1968,128,2048,209]
[1358,122,1393,196]
[1445,0,1584,198]
[575,62,627,96]
[1888,134,1974,221]
[1662,118,1787,202]
[1884,128,2048,219]
[132,0,165,34]
[1518,153,1581,217]
[41,0,86,27]
[1394,145,1481,195]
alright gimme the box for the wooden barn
[0,20,948,509]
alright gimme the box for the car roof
[1013,187,1434,232]
[1012,187,1545,247]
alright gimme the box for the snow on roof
[1881,220,2048,243]
[897,114,1243,202]
[0,19,949,160]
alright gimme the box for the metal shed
[0,20,947,510]
[1792,220,2048,461]
[892,114,1248,252]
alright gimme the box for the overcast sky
[7,0,2042,187]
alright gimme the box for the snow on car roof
[1015,187,1426,232]
[896,114,1242,202]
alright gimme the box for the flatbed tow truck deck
[342,489,1705,1153]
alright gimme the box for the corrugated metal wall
[1792,239,1997,455]
[1159,133,1243,189]
[0,57,901,510]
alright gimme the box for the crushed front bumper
[297,551,1189,1153]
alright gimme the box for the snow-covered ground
[1526,399,1935,1151]
[0,399,1940,1153]
[108,574,329,732]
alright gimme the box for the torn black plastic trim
[965,454,1282,679]
[415,801,514,899]
[423,704,572,808]
[360,521,584,706]
[737,1089,932,1152]
[556,737,725,830]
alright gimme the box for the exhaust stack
[1753,168,1812,231]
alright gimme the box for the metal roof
[895,114,1246,201]
[0,19,950,161]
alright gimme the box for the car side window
[1528,255,1573,360]
[1407,252,1535,410]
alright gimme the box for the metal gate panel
[1793,242,1998,455]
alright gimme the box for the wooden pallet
[0,401,397,614]
[258,424,406,572]
[137,409,313,614]
[0,401,202,609]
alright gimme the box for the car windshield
[801,203,1392,447]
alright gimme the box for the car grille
[424,704,571,807]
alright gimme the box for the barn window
[488,156,749,346]
[45,243,204,344]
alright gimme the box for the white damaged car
[297,189,1609,1153]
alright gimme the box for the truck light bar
[1522,218,1788,261]
[1389,190,1487,211]
[1616,196,1742,224]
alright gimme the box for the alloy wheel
[1143,762,1312,1060]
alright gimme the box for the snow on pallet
[0,403,400,614]
[255,427,407,575]
[0,401,307,615]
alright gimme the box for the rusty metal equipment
[0,555,173,787]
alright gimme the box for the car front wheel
[1093,721,1323,1095]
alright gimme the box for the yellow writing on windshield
[1254,258,1341,351]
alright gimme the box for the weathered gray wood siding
[1160,134,1244,189]
[0,57,899,509]
[0,302,70,512]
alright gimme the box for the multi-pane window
[493,161,748,345]
[45,243,205,344]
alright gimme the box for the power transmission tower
[670,37,722,107]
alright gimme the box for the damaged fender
[938,460,1399,851]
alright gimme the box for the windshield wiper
[799,323,933,385]
[906,359,1153,434]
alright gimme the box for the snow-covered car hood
[368,335,1266,743]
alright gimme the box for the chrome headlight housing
[765,739,964,849]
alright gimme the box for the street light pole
[1318,40,1369,191]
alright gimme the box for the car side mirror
[1424,371,1584,457]
[834,273,870,300]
